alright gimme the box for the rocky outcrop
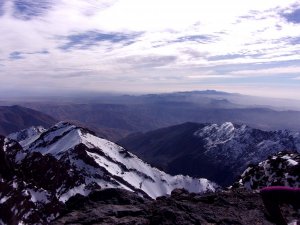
[53,188,300,225]
[0,136,14,179]
[0,135,66,224]
[232,151,300,190]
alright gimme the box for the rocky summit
[232,151,300,190]
[53,187,298,225]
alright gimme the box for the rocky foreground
[53,188,299,225]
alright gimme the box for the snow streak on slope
[80,131,215,198]
[12,122,217,200]
[8,126,45,148]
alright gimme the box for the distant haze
[1,90,300,111]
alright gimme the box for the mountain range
[0,105,56,136]
[119,122,300,186]
[1,120,300,224]
[3,91,300,141]
[1,91,300,224]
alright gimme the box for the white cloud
[0,0,300,98]
[187,75,235,79]
[230,66,300,76]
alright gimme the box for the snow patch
[27,189,50,203]
[0,196,10,204]
[59,184,90,203]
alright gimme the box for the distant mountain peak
[194,122,239,144]
[119,122,300,186]
[195,89,231,95]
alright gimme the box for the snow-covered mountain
[0,122,217,224]
[119,122,300,186]
[14,122,217,199]
[232,151,300,190]
[194,122,300,166]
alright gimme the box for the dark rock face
[0,131,92,224]
[19,151,85,193]
[0,136,14,179]
[0,136,67,224]
[118,122,300,186]
[53,188,284,225]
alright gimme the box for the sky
[1,0,300,99]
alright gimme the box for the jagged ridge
[0,122,217,224]
[119,122,300,186]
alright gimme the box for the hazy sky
[1,0,300,99]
